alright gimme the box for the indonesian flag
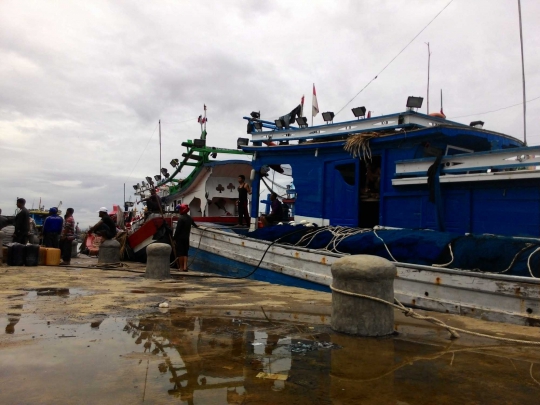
[312,84,319,117]
[198,115,207,124]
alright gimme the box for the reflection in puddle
[0,309,538,404]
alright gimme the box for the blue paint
[189,247,331,293]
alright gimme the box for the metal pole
[426,42,431,114]
[517,0,527,145]
[123,183,125,206]
[159,119,162,173]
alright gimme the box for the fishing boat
[184,100,540,327]
[124,113,254,260]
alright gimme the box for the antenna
[425,42,431,114]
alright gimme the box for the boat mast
[517,0,527,145]
[159,119,162,175]
[426,42,431,114]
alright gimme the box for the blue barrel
[25,244,40,266]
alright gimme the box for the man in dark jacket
[43,207,63,248]
[11,198,30,244]
[173,204,198,271]
[88,207,117,240]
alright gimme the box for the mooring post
[71,240,78,258]
[146,243,171,279]
[331,255,396,336]
[98,239,121,265]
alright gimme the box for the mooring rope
[330,285,540,345]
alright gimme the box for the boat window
[335,163,356,186]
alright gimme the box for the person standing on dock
[173,204,198,271]
[10,198,30,244]
[59,208,75,265]
[237,175,251,226]
[142,189,162,218]
[88,207,117,240]
[43,207,63,248]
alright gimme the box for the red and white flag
[197,115,207,124]
[301,94,305,117]
[312,84,319,117]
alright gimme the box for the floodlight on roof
[154,175,161,181]
[193,139,206,148]
[470,120,485,129]
[170,158,179,168]
[145,176,153,184]
[237,137,249,149]
[406,96,424,109]
[274,119,286,129]
[250,111,260,119]
[352,106,367,119]
[141,181,146,187]
[132,184,138,190]
[253,122,263,131]
[322,112,334,124]
[296,117,308,128]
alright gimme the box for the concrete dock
[1,257,539,404]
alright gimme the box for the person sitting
[43,207,63,248]
[88,207,117,240]
[261,193,283,227]
[142,189,162,215]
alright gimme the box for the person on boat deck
[142,189,162,215]
[261,193,283,227]
[28,217,38,244]
[88,207,117,240]
[237,175,251,226]
[8,198,30,244]
[59,208,75,265]
[173,204,199,271]
[43,207,63,248]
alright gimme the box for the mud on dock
[0,257,539,404]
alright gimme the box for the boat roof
[244,111,524,151]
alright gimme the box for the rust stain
[412,299,416,306]
[435,277,441,285]
[293,314,298,319]
[515,287,521,296]
[321,257,327,265]
[294,252,299,258]
[320,315,326,322]
[241,241,245,247]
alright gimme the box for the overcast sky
[1,0,539,227]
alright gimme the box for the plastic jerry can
[45,248,61,266]
[25,244,40,266]
[9,243,25,266]
[39,246,47,265]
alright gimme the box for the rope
[432,243,454,268]
[527,246,540,278]
[330,285,540,345]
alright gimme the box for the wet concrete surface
[0,257,539,404]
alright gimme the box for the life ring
[429,112,446,119]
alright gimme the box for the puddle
[0,309,538,404]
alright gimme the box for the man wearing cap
[10,198,30,244]
[43,207,63,248]
[173,204,199,271]
[88,207,117,240]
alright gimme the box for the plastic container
[8,243,25,266]
[45,248,61,266]
[39,247,47,265]
[25,244,40,266]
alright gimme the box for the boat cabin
[243,110,540,237]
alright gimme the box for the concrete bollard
[331,255,396,336]
[146,243,171,279]
[71,240,78,258]
[98,239,121,265]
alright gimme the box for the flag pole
[517,0,527,145]
[159,119,162,175]
[426,42,431,114]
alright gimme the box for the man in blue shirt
[43,207,63,248]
